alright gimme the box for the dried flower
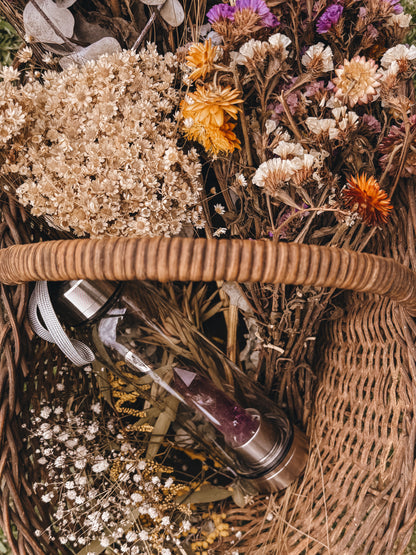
[17,46,33,63]
[379,115,416,177]
[305,117,338,138]
[268,33,291,56]
[253,157,303,194]
[361,114,382,134]
[207,3,236,24]
[380,44,416,69]
[342,173,392,225]
[213,227,228,236]
[181,84,242,128]
[333,56,381,107]
[186,40,221,80]
[1,47,205,237]
[182,117,241,155]
[238,39,267,62]
[316,4,343,34]
[388,12,412,27]
[384,0,403,14]
[301,43,334,73]
[0,66,20,82]
[234,0,279,27]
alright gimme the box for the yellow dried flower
[186,39,220,80]
[182,116,241,155]
[181,83,242,128]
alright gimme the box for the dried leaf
[145,397,179,459]
[231,485,247,507]
[54,0,77,7]
[23,0,75,44]
[159,0,184,27]
[176,485,232,504]
[271,190,301,209]
[140,0,165,5]
[59,37,121,68]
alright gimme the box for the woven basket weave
[0,182,416,555]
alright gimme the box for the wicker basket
[1,183,416,554]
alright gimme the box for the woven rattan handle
[1,237,415,313]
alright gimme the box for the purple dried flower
[235,0,279,27]
[361,114,381,134]
[304,80,324,97]
[316,4,343,34]
[366,24,378,39]
[383,0,403,13]
[207,3,236,24]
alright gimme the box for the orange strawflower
[342,173,393,225]
[181,84,242,128]
[182,116,241,155]
[186,39,220,81]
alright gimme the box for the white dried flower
[40,407,52,419]
[17,46,33,63]
[253,158,302,194]
[301,43,334,72]
[333,56,381,106]
[388,12,412,27]
[235,173,247,187]
[238,39,264,62]
[0,67,20,82]
[273,141,305,158]
[265,119,277,135]
[213,227,228,237]
[92,459,109,473]
[380,44,416,68]
[305,117,337,136]
[268,33,292,58]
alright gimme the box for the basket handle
[0,237,415,314]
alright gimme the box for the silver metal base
[244,425,309,492]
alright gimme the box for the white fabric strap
[28,281,95,367]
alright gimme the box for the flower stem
[232,68,253,168]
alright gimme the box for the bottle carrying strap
[28,281,95,367]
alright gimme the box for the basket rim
[0,236,415,313]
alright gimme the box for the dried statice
[1,46,204,237]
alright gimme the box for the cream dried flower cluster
[0,46,204,237]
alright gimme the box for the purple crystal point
[173,368,259,447]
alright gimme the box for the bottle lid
[49,279,121,326]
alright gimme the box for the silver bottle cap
[50,279,120,325]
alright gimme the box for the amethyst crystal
[316,4,343,34]
[173,368,259,447]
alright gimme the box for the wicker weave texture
[0,238,416,313]
[227,293,416,554]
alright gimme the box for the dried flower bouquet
[176,0,416,423]
[0,0,416,552]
